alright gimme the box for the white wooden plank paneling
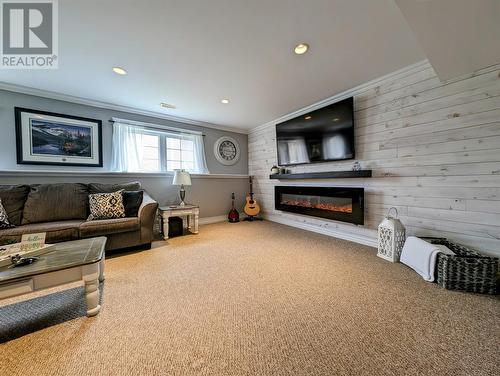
[248,61,500,256]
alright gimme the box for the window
[166,137,194,171]
[136,133,160,172]
[111,120,209,174]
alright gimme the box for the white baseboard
[198,213,378,248]
[198,215,227,225]
[264,213,378,248]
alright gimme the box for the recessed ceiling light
[112,67,127,75]
[294,43,309,55]
[305,115,312,120]
[221,99,230,104]
[160,102,176,109]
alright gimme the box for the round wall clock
[214,136,240,165]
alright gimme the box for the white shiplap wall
[248,61,500,256]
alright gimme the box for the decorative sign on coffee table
[0,232,55,267]
[214,136,240,165]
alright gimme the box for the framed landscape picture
[15,107,103,167]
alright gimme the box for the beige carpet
[0,221,499,376]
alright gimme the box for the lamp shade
[172,169,192,186]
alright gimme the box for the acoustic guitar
[244,176,261,217]
[228,192,240,223]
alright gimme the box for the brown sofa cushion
[22,183,89,224]
[79,217,140,238]
[0,185,30,226]
[0,220,83,245]
[88,181,141,194]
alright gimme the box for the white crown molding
[0,170,248,179]
[264,213,378,248]
[0,82,249,135]
[251,59,431,133]
[198,215,227,225]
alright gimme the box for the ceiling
[0,0,425,131]
[396,0,500,81]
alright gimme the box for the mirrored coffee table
[0,237,106,317]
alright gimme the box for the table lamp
[172,169,191,206]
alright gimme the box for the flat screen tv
[276,97,354,166]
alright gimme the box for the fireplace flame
[281,199,353,213]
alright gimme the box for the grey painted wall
[0,173,248,218]
[0,90,249,218]
[0,89,248,175]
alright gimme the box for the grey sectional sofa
[0,182,158,251]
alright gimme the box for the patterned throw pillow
[87,190,126,221]
[0,198,14,229]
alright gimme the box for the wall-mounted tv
[276,97,354,166]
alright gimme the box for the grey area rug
[0,284,104,343]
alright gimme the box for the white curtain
[111,122,144,172]
[111,120,210,174]
[187,133,209,174]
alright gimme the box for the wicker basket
[427,239,498,295]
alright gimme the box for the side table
[159,205,199,240]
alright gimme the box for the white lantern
[377,207,406,262]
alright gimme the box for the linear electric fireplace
[275,186,364,225]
